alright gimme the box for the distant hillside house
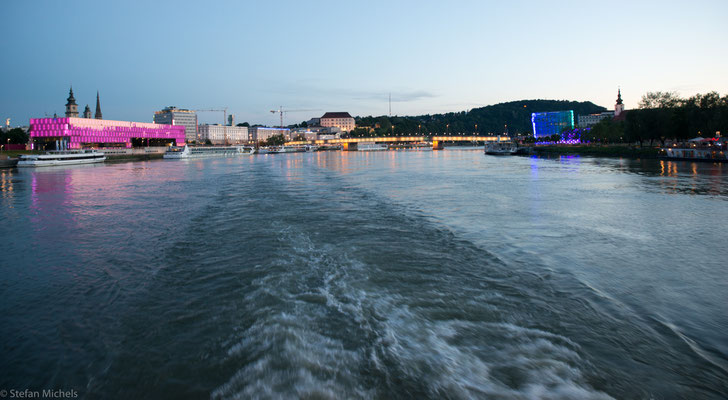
[320,112,355,132]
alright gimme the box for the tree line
[584,91,728,146]
[348,100,604,137]
[1,128,29,145]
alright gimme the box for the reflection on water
[1,152,727,399]
[528,156,728,197]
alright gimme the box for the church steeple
[94,91,103,120]
[615,87,624,117]
[83,104,92,118]
[65,86,79,117]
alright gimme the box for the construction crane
[194,108,229,145]
[270,106,320,128]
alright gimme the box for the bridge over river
[287,135,508,150]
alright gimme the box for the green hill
[354,100,606,136]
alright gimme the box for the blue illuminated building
[531,110,574,138]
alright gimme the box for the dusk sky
[2,0,727,127]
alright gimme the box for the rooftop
[321,112,353,119]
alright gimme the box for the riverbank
[0,151,164,168]
[105,153,164,163]
[533,145,659,159]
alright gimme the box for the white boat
[163,145,253,159]
[659,140,727,162]
[278,145,306,153]
[484,139,518,155]
[358,142,388,151]
[260,146,280,154]
[17,149,106,167]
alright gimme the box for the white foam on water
[213,222,615,399]
[369,304,615,400]
[212,313,373,399]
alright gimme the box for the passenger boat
[17,149,106,167]
[659,139,727,162]
[278,145,306,153]
[260,146,280,154]
[163,145,253,159]
[358,143,388,151]
[484,139,518,155]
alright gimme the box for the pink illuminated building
[29,117,186,150]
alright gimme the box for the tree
[590,118,624,144]
[236,122,250,127]
[638,91,683,109]
[293,134,306,141]
[1,128,29,144]
[204,139,212,145]
[265,134,285,146]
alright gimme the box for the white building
[290,126,341,141]
[154,106,198,142]
[578,111,614,128]
[249,127,290,143]
[320,112,355,132]
[198,124,249,145]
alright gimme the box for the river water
[1,149,726,399]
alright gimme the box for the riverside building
[531,110,575,138]
[320,112,355,132]
[198,124,249,145]
[249,127,290,143]
[290,126,341,141]
[154,106,198,143]
[30,88,186,150]
[578,111,614,128]
[30,117,185,150]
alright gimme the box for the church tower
[615,88,624,117]
[83,105,92,118]
[94,91,103,120]
[65,86,79,117]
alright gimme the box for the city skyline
[2,0,727,127]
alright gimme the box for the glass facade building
[531,111,574,138]
[29,117,185,150]
[154,107,198,142]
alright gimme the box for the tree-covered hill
[353,100,606,136]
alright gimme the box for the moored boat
[17,149,106,167]
[164,145,252,159]
[278,145,306,153]
[484,139,518,155]
[659,139,727,162]
[358,142,388,151]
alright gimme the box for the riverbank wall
[533,145,659,159]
